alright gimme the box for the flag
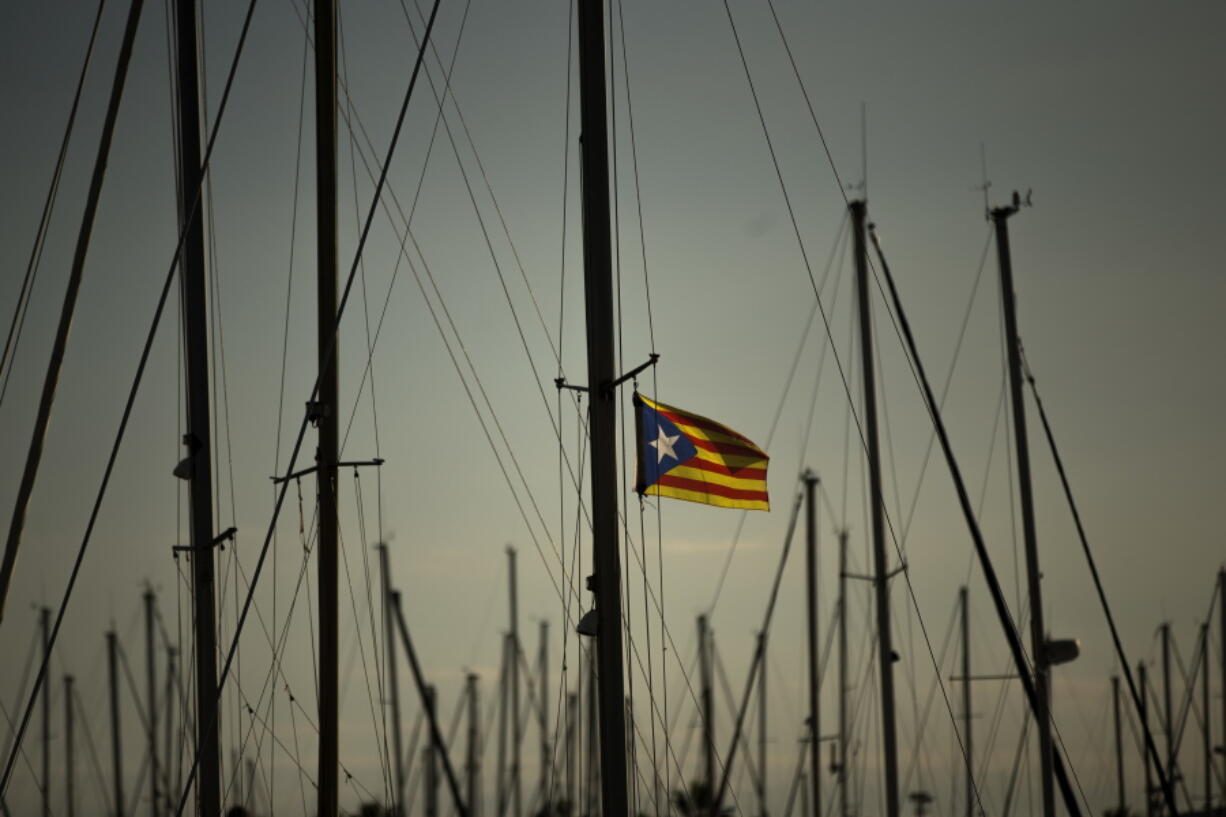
[634,393,769,510]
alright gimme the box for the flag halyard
[634,393,769,510]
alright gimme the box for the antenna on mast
[844,103,867,197]
[975,143,991,220]
[861,101,868,199]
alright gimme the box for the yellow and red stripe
[638,394,770,511]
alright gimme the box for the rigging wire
[168,0,447,811]
[0,0,265,798]
[0,0,108,408]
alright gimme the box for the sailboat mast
[312,0,340,811]
[539,619,550,806]
[1141,662,1153,817]
[1220,568,1226,811]
[961,586,973,817]
[144,590,159,817]
[803,471,821,817]
[991,202,1055,817]
[699,614,715,811]
[850,199,900,817]
[508,546,521,817]
[1201,624,1211,813]
[838,530,849,817]
[169,0,221,810]
[380,545,406,816]
[466,673,481,817]
[498,635,509,817]
[108,631,125,817]
[41,607,50,817]
[1113,675,1125,815]
[1161,623,1174,792]
[64,675,75,817]
[426,685,439,817]
[566,691,576,814]
[575,1,631,816]
[758,629,768,817]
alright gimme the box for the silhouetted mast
[64,675,75,817]
[960,586,973,817]
[803,471,821,817]
[758,629,768,817]
[312,0,340,812]
[1141,663,1153,817]
[699,614,715,815]
[508,546,521,817]
[426,685,439,817]
[566,691,577,814]
[575,0,631,814]
[1200,624,1211,814]
[41,607,50,817]
[108,631,125,817]
[1113,676,1125,815]
[1220,567,1226,811]
[838,530,850,817]
[144,589,159,817]
[497,634,508,817]
[380,544,406,815]
[539,620,550,806]
[1161,623,1175,795]
[168,0,222,810]
[991,199,1054,817]
[467,673,481,817]
[850,198,900,817]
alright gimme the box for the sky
[1,2,1225,816]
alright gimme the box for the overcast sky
[2,2,1225,816]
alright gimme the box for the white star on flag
[649,426,681,463]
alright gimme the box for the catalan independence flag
[634,393,770,510]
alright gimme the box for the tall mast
[539,619,550,806]
[108,631,125,817]
[169,0,222,810]
[838,530,849,817]
[466,673,481,817]
[497,634,508,817]
[1161,623,1174,794]
[380,544,406,815]
[426,685,439,817]
[144,590,159,817]
[41,607,50,817]
[960,586,973,817]
[758,629,768,817]
[1201,624,1211,814]
[990,201,1053,817]
[575,1,631,814]
[164,648,177,812]
[1113,676,1125,815]
[699,614,715,812]
[626,698,637,813]
[312,0,340,811]
[803,471,821,817]
[1220,568,1225,812]
[566,691,576,814]
[64,675,75,817]
[508,546,521,817]
[850,198,900,817]
[587,646,600,817]
[1141,662,1153,817]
